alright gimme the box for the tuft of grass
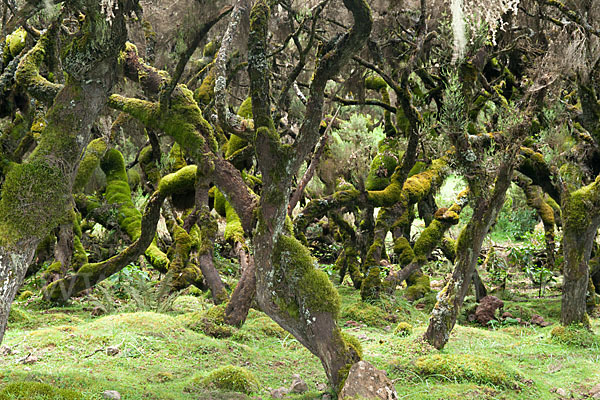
[0,382,84,400]
[188,365,259,394]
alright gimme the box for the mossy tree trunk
[247,0,372,388]
[424,71,534,349]
[560,176,600,326]
[0,0,133,343]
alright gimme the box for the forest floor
[1,274,599,400]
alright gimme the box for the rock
[338,361,398,400]
[384,326,392,332]
[23,367,31,371]
[316,382,328,391]
[555,388,568,397]
[589,383,600,398]
[102,390,121,400]
[106,346,120,356]
[531,314,544,325]
[270,387,288,399]
[501,311,514,319]
[322,395,332,400]
[19,354,38,364]
[0,345,12,356]
[357,333,368,340]
[289,375,308,393]
[91,306,105,316]
[475,296,504,325]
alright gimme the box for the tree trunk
[560,176,600,325]
[0,247,35,343]
[224,243,256,326]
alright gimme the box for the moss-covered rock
[412,354,522,388]
[394,322,413,337]
[0,382,84,400]
[197,365,259,394]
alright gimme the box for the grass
[2,283,599,400]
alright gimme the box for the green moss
[394,321,413,336]
[139,145,160,185]
[4,27,27,59]
[405,273,431,301]
[365,75,388,91]
[194,64,216,105]
[127,168,141,190]
[412,354,522,388]
[7,306,32,324]
[360,266,381,301]
[17,290,35,301]
[393,237,415,265]
[242,316,287,338]
[168,142,188,171]
[273,235,341,318]
[365,152,399,191]
[341,301,390,327]
[197,365,259,394]
[213,187,227,216]
[224,200,245,243]
[73,138,107,192]
[171,295,205,314]
[550,324,600,348]
[101,149,142,240]
[178,304,233,338]
[340,331,363,359]
[0,382,84,400]
[158,165,197,196]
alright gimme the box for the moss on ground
[411,354,522,388]
[192,365,259,394]
[0,382,84,400]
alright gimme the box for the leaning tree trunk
[0,0,131,343]
[560,176,600,326]
[424,145,522,349]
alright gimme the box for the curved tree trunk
[0,0,131,342]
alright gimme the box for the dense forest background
[0,0,599,399]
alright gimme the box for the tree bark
[560,176,600,326]
[0,248,35,343]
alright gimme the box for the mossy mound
[394,322,413,337]
[7,306,32,324]
[412,354,522,388]
[341,301,393,327]
[178,304,233,338]
[171,295,206,314]
[0,382,84,400]
[87,312,182,335]
[243,316,287,339]
[550,325,600,348]
[194,365,259,394]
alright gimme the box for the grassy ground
[1,280,599,400]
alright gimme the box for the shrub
[178,304,233,338]
[394,322,413,337]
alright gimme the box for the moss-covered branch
[15,25,62,105]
